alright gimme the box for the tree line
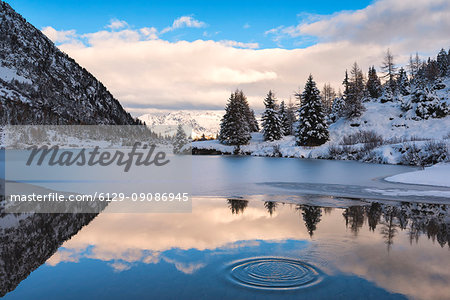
[218,47,450,147]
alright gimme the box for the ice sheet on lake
[366,188,450,198]
[385,163,450,188]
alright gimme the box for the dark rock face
[0,1,137,125]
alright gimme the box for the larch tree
[295,75,329,146]
[321,83,336,114]
[408,52,421,81]
[344,62,365,118]
[381,48,397,93]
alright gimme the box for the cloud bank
[42,0,450,115]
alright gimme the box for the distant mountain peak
[139,110,224,138]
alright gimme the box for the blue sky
[9,0,372,49]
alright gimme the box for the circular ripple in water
[229,257,323,290]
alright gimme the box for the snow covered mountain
[0,1,136,125]
[139,110,224,138]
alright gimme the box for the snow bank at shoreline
[192,132,449,166]
[385,163,450,187]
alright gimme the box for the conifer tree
[408,53,421,80]
[397,67,410,96]
[437,48,449,77]
[401,86,448,119]
[261,90,283,141]
[219,92,251,145]
[248,109,260,132]
[173,124,190,154]
[278,100,291,136]
[281,100,297,135]
[235,90,259,132]
[366,66,382,98]
[299,205,322,238]
[344,62,365,118]
[330,96,345,122]
[381,48,397,92]
[295,75,329,146]
[342,70,350,98]
[321,83,336,114]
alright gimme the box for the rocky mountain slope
[0,1,136,125]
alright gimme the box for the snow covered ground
[385,163,450,187]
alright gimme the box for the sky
[6,0,450,115]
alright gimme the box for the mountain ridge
[139,110,224,138]
[0,1,136,125]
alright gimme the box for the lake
[1,156,449,299]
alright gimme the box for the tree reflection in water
[227,199,249,215]
[226,198,449,250]
[264,201,278,216]
[297,205,322,238]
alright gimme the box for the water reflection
[227,199,248,215]
[339,202,449,250]
[264,201,278,216]
[0,197,449,299]
[0,212,99,297]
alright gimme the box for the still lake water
[1,156,449,299]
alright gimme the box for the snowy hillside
[192,77,450,165]
[139,110,223,138]
[0,1,136,125]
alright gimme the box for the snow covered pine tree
[296,75,329,146]
[262,90,283,141]
[238,91,259,133]
[173,124,190,154]
[366,66,382,98]
[219,91,251,146]
[278,100,291,136]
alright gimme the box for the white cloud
[140,27,158,40]
[219,40,259,49]
[161,16,206,34]
[108,261,132,272]
[267,0,450,51]
[106,19,128,30]
[44,0,450,114]
[42,26,77,43]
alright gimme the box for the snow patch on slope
[0,65,32,84]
